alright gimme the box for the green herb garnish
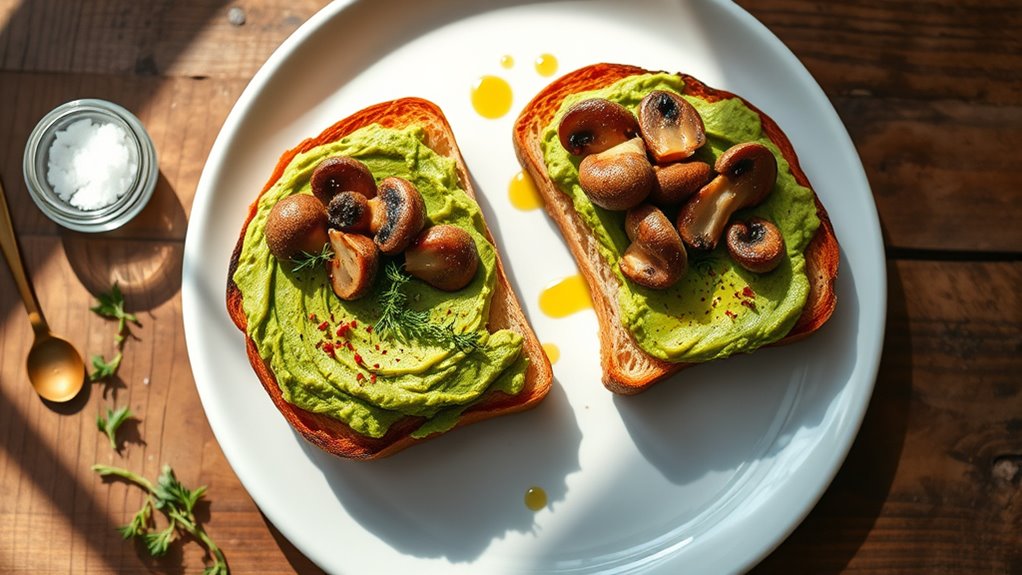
[90,282,140,347]
[93,464,228,574]
[374,261,480,353]
[96,404,132,449]
[291,243,334,273]
[89,352,122,383]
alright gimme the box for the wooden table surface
[0,1,1018,573]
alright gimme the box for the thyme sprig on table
[92,464,228,575]
[374,261,480,354]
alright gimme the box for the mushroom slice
[366,177,426,255]
[726,217,785,273]
[578,137,655,211]
[677,142,777,250]
[638,91,706,163]
[404,225,480,291]
[650,160,713,206]
[310,156,377,205]
[327,229,379,301]
[264,194,329,260]
[327,190,372,233]
[619,204,687,289]
[558,98,640,156]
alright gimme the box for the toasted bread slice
[227,98,552,460]
[513,63,838,395]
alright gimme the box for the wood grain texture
[0,0,1019,573]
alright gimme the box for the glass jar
[23,98,158,233]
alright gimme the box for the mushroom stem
[677,142,777,250]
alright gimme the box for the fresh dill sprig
[93,464,228,574]
[374,261,480,354]
[290,243,334,273]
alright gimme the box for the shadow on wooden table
[61,172,186,311]
[751,259,911,574]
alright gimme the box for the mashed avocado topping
[234,124,527,439]
[541,73,820,362]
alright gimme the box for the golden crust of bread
[226,97,552,460]
[512,63,839,395]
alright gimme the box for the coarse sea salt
[46,118,138,211]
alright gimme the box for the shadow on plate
[298,378,581,564]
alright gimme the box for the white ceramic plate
[183,1,885,573]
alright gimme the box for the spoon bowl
[0,176,86,402]
[27,333,86,403]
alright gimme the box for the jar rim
[23,98,158,233]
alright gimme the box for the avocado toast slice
[513,63,839,394]
[227,98,552,460]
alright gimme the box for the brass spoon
[0,177,85,402]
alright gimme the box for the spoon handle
[0,176,48,334]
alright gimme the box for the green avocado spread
[233,124,527,439]
[541,73,820,362]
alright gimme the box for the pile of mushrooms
[263,156,479,300]
[557,91,787,289]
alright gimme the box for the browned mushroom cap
[366,177,426,255]
[557,98,640,156]
[578,138,655,211]
[726,217,786,273]
[619,204,687,289]
[677,142,778,250]
[650,160,714,206]
[404,225,480,291]
[638,91,706,164]
[327,190,372,233]
[327,229,379,301]
[310,156,377,205]
[264,194,329,260]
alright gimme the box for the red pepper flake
[317,321,329,331]
[354,353,364,366]
[725,310,738,320]
[395,358,401,362]
[322,342,336,358]
[346,341,354,351]
[741,299,757,311]
[309,313,318,322]
[742,286,756,299]
[365,325,373,333]
[370,373,377,383]
[350,321,358,329]
[373,363,379,369]
[356,373,365,383]
[336,323,352,339]
[381,350,388,355]
[314,341,323,349]
[374,344,380,351]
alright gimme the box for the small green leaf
[90,282,139,325]
[96,404,132,449]
[89,352,122,382]
[154,465,207,514]
[143,522,176,557]
[117,500,152,539]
